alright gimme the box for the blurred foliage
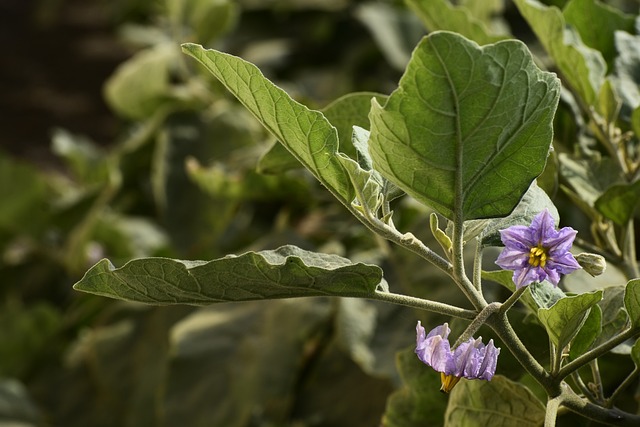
[4,0,640,426]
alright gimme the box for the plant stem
[560,384,640,426]
[473,238,483,291]
[545,395,561,427]
[452,218,487,310]
[371,290,476,320]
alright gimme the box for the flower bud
[575,253,606,277]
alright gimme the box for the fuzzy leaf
[73,245,384,305]
[625,279,640,328]
[368,31,560,220]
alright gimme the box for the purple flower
[415,322,500,392]
[495,209,581,289]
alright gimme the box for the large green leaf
[181,43,356,208]
[406,0,507,45]
[611,31,640,119]
[569,303,601,360]
[444,375,545,426]
[513,0,606,105]
[368,31,560,220]
[537,290,603,349]
[73,245,384,305]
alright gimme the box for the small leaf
[595,179,640,226]
[594,286,628,347]
[513,0,606,105]
[537,290,603,349]
[444,375,545,427]
[569,304,602,360]
[181,44,355,207]
[73,245,384,305]
[368,31,560,221]
[596,79,621,124]
[406,0,507,45]
[625,279,640,328]
[558,153,622,207]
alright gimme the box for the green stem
[499,286,527,315]
[557,327,640,379]
[371,290,476,320]
[590,359,604,402]
[452,302,500,348]
[473,238,483,291]
[545,395,561,427]
[486,313,552,393]
[452,219,487,310]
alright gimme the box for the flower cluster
[415,321,500,393]
[495,209,581,288]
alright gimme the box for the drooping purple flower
[495,209,581,289]
[415,322,500,393]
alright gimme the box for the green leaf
[166,0,238,44]
[563,0,635,70]
[595,180,640,226]
[596,79,622,124]
[257,92,388,173]
[382,347,448,427]
[513,0,606,105]
[478,182,558,247]
[569,304,602,359]
[104,44,178,120]
[324,92,388,159]
[368,31,560,220]
[181,43,356,208]
[528,281,566,309]
[406,0,507,45]
[51,129,109,186]
[625,279,640,328]
[537,290,603,349]
[73,245,384,305]
[594,286,628,347]
[444,375,545,426]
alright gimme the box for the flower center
[440,373,462,393]
[529,245,548,267]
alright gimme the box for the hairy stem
[371,290,476,320]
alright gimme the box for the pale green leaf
[537,290,603,349]
[513,0,606,105]
[406,0,507,45]
[625,279,640,328]
[563,0,635,69]
[182,43,355,207]
[558,153,622,207]
[444,375,545,427]
[104,44,178,119]
[594,286,628,347]
[73,245,383,305]
[368,31,560,220]
[611,31,640,119]
[596,79,622,124]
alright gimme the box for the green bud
[575,253,606,277]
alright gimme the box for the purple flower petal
[477,339,500,380]
[496,209,581,288]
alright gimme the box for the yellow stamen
[529,245,548,268]
[440,373,462,393]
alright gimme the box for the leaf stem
[371,290,476,320]
[559,383,640,426]
[473,238,483,291]
[557,327,640,379]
